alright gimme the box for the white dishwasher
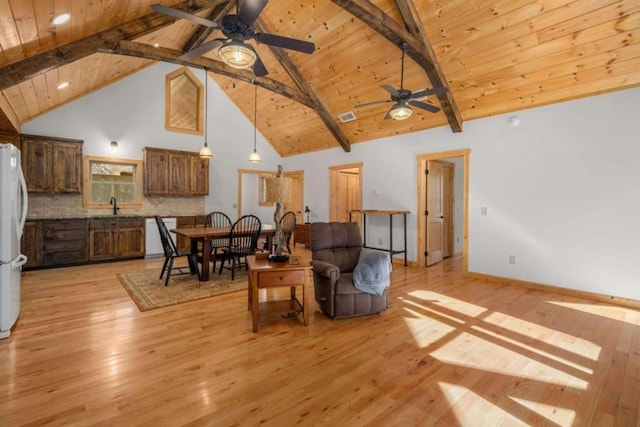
[145,217,177,258]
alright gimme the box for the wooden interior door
[442,162,454,258]
[329,163,362,223]
[426,160,444,266]
[283,171,304,225]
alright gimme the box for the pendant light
[199,70,213,159]
[249,83,261,164]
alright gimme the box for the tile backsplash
[27,193,205,218]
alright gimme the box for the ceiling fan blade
[253,53,268,77]
[255,33,315,54]
[408,99,441,113]
[381,84,400,97]
[179,39,225,61]
[409,86,448,100]
[151,4,220,28]
[354,99,391,109]
[237,0,268,26]
[383,109,393,120]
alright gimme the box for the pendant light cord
[253,84,257,150]
[204,71,208,145]
[399,44,405,91]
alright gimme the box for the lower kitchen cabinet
[90,217,145,261]
[22,220,43,268]
[43,219,88,266]
[116,218,145,259]
[24,216,145,270]
[89,218,118,261]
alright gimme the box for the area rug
[117,268,248,312]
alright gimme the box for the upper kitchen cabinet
[189,153,209,195]
[0,130,21,149]
[143,147,208,196]
[143,148,169,195]
[21,135,83,193]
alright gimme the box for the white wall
[22,62,282,219]
[22,63,640,301]
[285,87,640,301]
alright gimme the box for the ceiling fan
[151,0,315,77]
[354,42,447,120]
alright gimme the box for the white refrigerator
[0,143,28,339]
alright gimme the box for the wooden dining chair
[204,211,232,272]
[278,211,297,254]
[218,215,262,280]
[155,216,199,286]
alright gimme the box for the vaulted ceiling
[1,0,639,156]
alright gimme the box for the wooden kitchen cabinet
[116,217,145,259]
[21,135,83,193]
[143,147,209,196]
[43,218,88,266]
[189,153,209,195]
[143,148,169,195]
[89,217,144,261]
[0,130,21,149]
[89,218,118,261]
[168,151,189,195]
[21,220,43,268]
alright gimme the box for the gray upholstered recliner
[310,222,389,319]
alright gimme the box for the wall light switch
[481,207,487,215]
[509,255,516,264]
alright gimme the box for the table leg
[201,238,211,281]
[251,272,260,332]
[302,270,310,326]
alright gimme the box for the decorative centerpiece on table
[264,165,293,262]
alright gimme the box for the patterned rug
[117,267,248,312]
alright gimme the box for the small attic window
[165,67,204,135]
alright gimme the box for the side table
[246,255,313,332]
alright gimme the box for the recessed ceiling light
[153,43,160,48]
[57,82,69,90]
[51,13,70,25]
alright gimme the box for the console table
[349,210,410,266]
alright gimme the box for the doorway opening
[329,162,362,224]
[237,168,305,226]
[416,149,469,272]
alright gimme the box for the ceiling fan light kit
[353,41,447,121]
[219,40,257,69]
[152,0,315,77]
[389,103,413,120]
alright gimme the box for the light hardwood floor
[1,251,639,426]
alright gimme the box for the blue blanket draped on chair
[353,248,392,296]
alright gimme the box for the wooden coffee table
[246,255,312,332]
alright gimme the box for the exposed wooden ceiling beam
[0,0,210,93]
[255,22,351,153]
[108,40,315,109]
[182,1,235,53]
[332,0,463,132]
[0,93,20,132]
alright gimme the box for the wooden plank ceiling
[0,0,638,157]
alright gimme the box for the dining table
[170,225,276,281]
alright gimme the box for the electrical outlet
[481,207,488,215]
[509,255,516,264]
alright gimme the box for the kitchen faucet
[109,197,120,215]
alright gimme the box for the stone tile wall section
[27,193,205,219]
